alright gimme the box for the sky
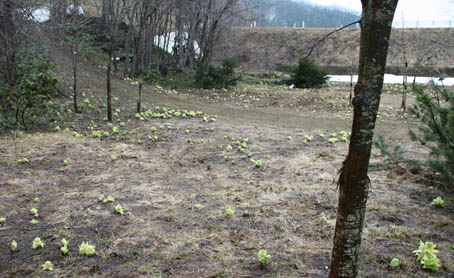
[305,0,454,27]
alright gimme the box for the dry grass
[0,42,453,277]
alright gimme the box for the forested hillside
[247,0,360,28]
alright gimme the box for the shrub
[409,84,454,188]
[0,41,60,130]
[195,58,240,89]
[291,57,328,88]
[143,69,162,84]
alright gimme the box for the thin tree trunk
[107,40,113,122]
[0,0,18,87]
[401,62,408,111]
[136,82,142,113]
[71,48,80,113]
[176,0,185,68]
[329,1,399,277]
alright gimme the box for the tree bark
[0,0,18,87]
[329,1,399,277]
[175,0,185,68]
[107,41,113,122]
[71,49,80,113]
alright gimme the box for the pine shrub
[409,84,454,188]
[195,58,240,89]
[291,57,328,88]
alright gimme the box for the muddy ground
[0,44,453,278]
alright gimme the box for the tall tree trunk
[102,0,112,26]
[175,0,185,68]
[329,1,399,277]
[0,0,18,87]
[107,38,113,122]
[71,48,80,113]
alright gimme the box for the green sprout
[390,257,400,267]
[254,160,263,168]
[30,219,39,225]
[11,240,17,251]
[413,241,441,271]
[17,158,29,164]
[226,144,233,151]
[30,207,38,217]
[63,159,69,166]
[32,237,44,249]
[55,126,61,132]
[115,204,124,215]
[92,131,101,138]
[112,126,119,134]
[225,205,234,217]
[328,138,338,144]
[61,239,69,255]
[194,204,203,210]
[0,217,5,224]
[257,249,271,264]
[79,242,96,256]
[106,195,115,202]
[430,197,445,208]
[41,261,54,271]
[304,135,313,142]
[34,197,40,203]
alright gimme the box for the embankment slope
[213,27,454,76]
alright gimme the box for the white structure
[31,7,51,22]
[154,32,200,55]
[66,4,84,16]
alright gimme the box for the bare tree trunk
[107,38,113,122]
[71,48,80,113]
[175,0,185,68]
[401,62,408,111]
[329,1,399,277]
[102,0,112,26]
[136,82,142,113]
[0,0,18,87]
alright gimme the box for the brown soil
[0,41,453,278]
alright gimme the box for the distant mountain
[247,0,360,28]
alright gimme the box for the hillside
[213,27,454,76]
[248,0,359,28]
